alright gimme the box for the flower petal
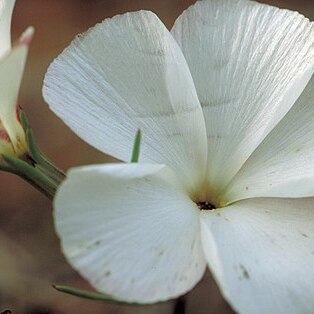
[172,0,314,190]
[224,75,314,202]
[0,27,33,156]
[43,11,207,191]
[54,163,206,303]
[200,198,314,314]
[0,133,14,155]
[0,0,15,57]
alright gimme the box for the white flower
[43,0,314,313]
[0,0,33,157]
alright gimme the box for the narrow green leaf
[20,109,65,182]
[52,285,137,304]
[19,110,30,131]
[26,128,65,183]
[131,129,142,163]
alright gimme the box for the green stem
[2,156,58,199]
[19,109,65,188]
[131,129,142,163]
[52,285,138,304]
[26,128,65,182]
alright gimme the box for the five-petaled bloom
[0,0,33,157]
[43,0,314,313]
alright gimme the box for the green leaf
[52,285,138,304]
[26,128,65,183]
[19,110,30,131]
[131,129,142,163]
[19,109,65,183]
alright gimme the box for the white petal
[0,27,33,155]
[200,198,314,314]
[43,11,207,191]
[172,0,314,190]
[54,163,206,303]
[224,75,314,202]
[0,0,15,57]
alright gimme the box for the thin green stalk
[20,110,29,131]
[26,128,65,181]
[0,162,52,199]
[20,110,65,183]
[53,285,138,304]
[131,129,142,163]
[2,155,57,198]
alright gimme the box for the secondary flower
[0,0,33,157]
[43,0,314,313]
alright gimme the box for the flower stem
[0,110,67,198]
[2,155,58,199]
[26,127,65,183]
[0,111,66,198]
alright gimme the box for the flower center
[196,201,216,211]
[191,181,224,210]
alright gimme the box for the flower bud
[0,0,34,157]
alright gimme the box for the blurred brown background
[1,1,313,313]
